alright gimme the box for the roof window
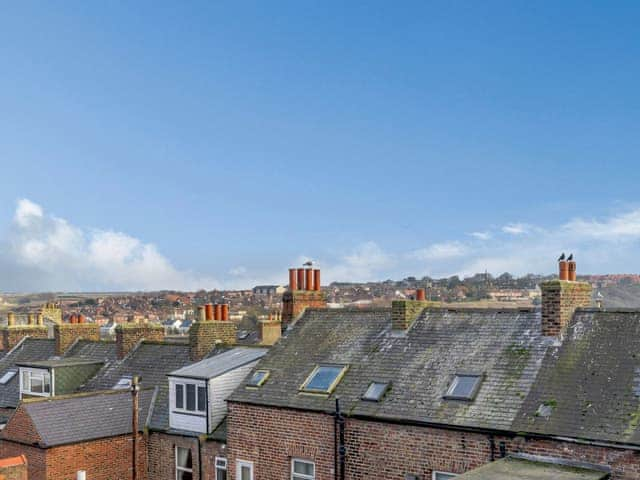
[362,381,390,402]
[246,370,270,388]
[113,375,133,390]
[0,369,17,385]
[300,365,347,394]
[444,374,482,400]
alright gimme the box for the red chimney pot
[289,268,297,290]
[204,303,214,321]
[214,304,222,321]
[297,269,305,291]
[416,288,426,301]
[305,269,313,291]
[313,269,321,291]
[221,304,229,321]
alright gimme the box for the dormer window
[444,374,482,401]
[246,370,270,388]
[362,381,390,402]
[21,369,51,397]
[175,382,206,414]
[300,365,347,394]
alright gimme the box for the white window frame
[236,460,254,480]
[20,368,52,398]
[432,471,457,480]
[172,380,207,416]
[291,458,315,480]
[175,446,193,479]
[215,457,227,480]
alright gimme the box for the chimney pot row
[290,267,322,291]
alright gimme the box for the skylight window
[300,365,347,394]
[0,370,17,385]
[444,374,482,400]
[113,376,133,390]
[362,381,390,402]
[246,370,270,388]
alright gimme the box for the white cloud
[319,241,394,283]
[0,199,218,292]
[14,198,43,227]
[470,231,491,241]
[502,223,531,235]
[563,210,640,240]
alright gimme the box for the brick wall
[1,434,147,480]
[147,432,226,480]
[189,321,237,361]
[541,280,592,336]
[0,443,44,480]
[281,291,326,327]
[391,300,434,330]
[259,319,281,346]
[0,455,28,480]
[1,326,48,352]
[227,402,335,480]
[53,324,100,355]
[116,324,164,359]
[45,434,147,480]
[227,402,640,480]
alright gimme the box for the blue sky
[1,1,640,291]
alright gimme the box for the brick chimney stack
[260,311,282,346]
[282,265,327,329]
[189,302,237,361]
[114,320,164,359]
[541,254,592,337]
[392,289,436,331]
[2,312,49,352]
[54,322,100,356]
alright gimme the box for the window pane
[293,460,314,475]
[435,473,457,480]
[216,469,227,480]
[448,375,480,399]
[176,447,192,469]
[304,366,343,392]
[240,466,251,480]
[177,472,193,480]
[22,372,29,391]
[186,384,196,411]
[175,384,184,409]
[31,376,43,393]
[197,386,206,412]
[247,371,267,387]
[44,374,51,393]
[363,382,388,401]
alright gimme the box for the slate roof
[514,309,640,445]
[80,341,194,391]
[456,455,609,480]
[0,338,57,409]
[170,347,267,380]
[229,307,550,431]
[64,339,118,363]
[20,389,154,447]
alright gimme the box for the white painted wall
[168,377,207,433]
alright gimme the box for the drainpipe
[333,398,346,480]
[489,435,495,462]
[197,436,203,480]
[131,376,140,480]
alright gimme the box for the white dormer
[168,347,267,433]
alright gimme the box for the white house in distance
[168,347,267,433]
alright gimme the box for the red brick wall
[228,402,640,480]
[45,434,147,480]
[1,327,48,352]
[0,443,44,480]
[147,432,226,480]
[228,403,335,480]
[0,463,28,480]
[1,434,147,480]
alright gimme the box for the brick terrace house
[225,261,640,480]
[0,302,250,479]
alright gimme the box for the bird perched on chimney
[303,260,313,267]
[558,253,566,261]
[567,253,573,261]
